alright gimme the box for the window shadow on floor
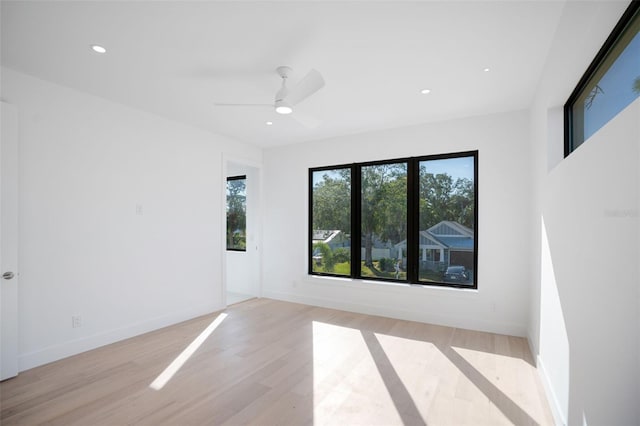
[361,330,428,426]
[438,344,540,426]
[320,311,544,426]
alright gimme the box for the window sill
[304,274,478,296]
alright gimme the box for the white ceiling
[1,1,567,148]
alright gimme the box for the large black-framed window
[309,151,478,289]
[565,1,640,156]
[226,175,247,251]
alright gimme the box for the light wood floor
[0,298,554,425]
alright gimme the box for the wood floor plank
[0,298,554,425]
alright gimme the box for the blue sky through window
[313,168,349,187]
[583,31,640,140]
[420,156,474,181]
[313,156,474,186]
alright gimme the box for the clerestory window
[565,1,640,155]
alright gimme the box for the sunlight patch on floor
[149,313,228,391]
[311,321,432,425]
[450,346,542,425]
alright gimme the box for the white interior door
[1,102,19,380]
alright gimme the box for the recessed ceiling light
[420,89,431,94]
[483,67,490,72]
[90,44,107,54]
[266,121,273,126]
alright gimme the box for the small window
[565,2,640,155]
[226,175,246,251]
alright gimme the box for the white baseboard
[18,303,224,372]
[536,354,567,426]
[263,290,527,337]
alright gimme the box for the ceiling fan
[214,66,325,126]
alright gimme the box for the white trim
[536,354,567,426]
[18,303,224,372]
[305,273,479,297]
[221,154,264,306]
[263,290,526,337]
[221,153,228,307]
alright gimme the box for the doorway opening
[224,160,261,306]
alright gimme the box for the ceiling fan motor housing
[276,66,293,79]
[275,66,293,113]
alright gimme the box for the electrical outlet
[72,316,82,328]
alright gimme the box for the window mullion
[307,169,314,275]
[352,164,362,279]
[406,160,419,283]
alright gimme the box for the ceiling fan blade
[286,69,325,106]
[214,103,272,107]
[291,111,322,129]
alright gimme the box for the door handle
[2,271,14,280]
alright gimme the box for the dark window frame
[308,164,355,278]
[564,1,640,156]
[308,151,478,289]
[226,175,247,252]
[358,159,410,283]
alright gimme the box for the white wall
[549,101,638,425]
[1,68,261,370]
[262,110,532,336]
[528,2,639,424]
[225,162,261,298]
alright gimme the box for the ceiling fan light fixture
[275,100,293,115]
[90,44,107,53]
[276,106,292,115]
